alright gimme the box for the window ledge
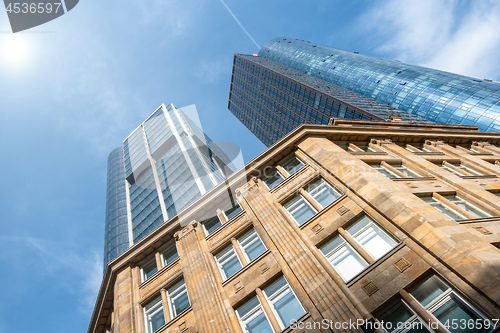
[457,216,500,224]
[139,257,181,289]
[221,250,271,287]
[412,152,444,155]
[392,176,436,181]
[298,194,348,230]
[157,307,193,333]
[350,152,387,155]
[346,242,405,287]
[460,174,497,179]
[468,152,494,156]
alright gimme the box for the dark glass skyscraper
[260,37,500,131]
[229,54,430,146]
[229,37,500,146]
[103,103,236,266]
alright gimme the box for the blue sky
[1,0,500,332]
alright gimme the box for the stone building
[89,120,500,333]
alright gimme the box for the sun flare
[1,34,31,66]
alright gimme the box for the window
[144,297,165,333]
[423,195,490,220]
[306,178,342,208]
[348,143,377,152]
[236,296,274,333]
[235,276,306,333]
[161,243,178,267]
[406,144,433,153]
[281,156,305,175]
[141,259,158,282]
[262,156,305,190]
[238,228,267,262]
[167,280,190,318]
[262,169,285,190]
[284,178,342,225]
[215,228,267,281]
[372,163,421,178]
[202,216,222,235]
[377,274,491,333]
[284,194,317,225]
[215,245,243,280]
[224,202,243,220]
[263,276,306,329]
[441,162,482,176]
[320,215,398,281]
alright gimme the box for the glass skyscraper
[229,37,500,146]
[103,103,236,266]
[229,54,430,146]
[260,37,500,132]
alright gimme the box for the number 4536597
[6,2,62,14]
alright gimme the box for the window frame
[141,258,159,283]
[235,295,274,333]
[283,193,318,226]
[215,244,244,281]
[306,178,342,208]
[237,228,267,263]
[143,297,165,333]
[167,280,191,319]
[160,243,179,267]
[320,214,399,282]
[262,275,306,330]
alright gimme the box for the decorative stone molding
[425,139,444,146]
[394,257,412,272]
[336,206,349,216]
[362,281,379,296]
[472,141,491,148]
[370,138,393,145]
[174,222,198,241]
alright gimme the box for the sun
[0,34,31,66]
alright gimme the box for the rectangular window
[215,245,243,280]
[406,144,432,153]
[167,280,190,318]
[346,215,399,259]
[441,162,482,176]
[202,216,222,235]
[215,228,267,281]
[262,169,285,190]
[372,163,421,178]
[161,243,178,267]
[263,276,306,329]
[224,202,243,220]
[320,235,368,281]
[284,194,317,225]
[238,228,266,262]
[423,195,489,220]
[377,274,491,333]
[141,259,158,282]
[236,296,274,333]
[320,215,398,281]
[306,178,341,208]
[280,156,305,175]
[144,297,165,333]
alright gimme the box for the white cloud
[360,0,500,79]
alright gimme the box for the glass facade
[103,104,235,266]
[259,37,500,132]
[103,147,129,268]
[228,54,431,146]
